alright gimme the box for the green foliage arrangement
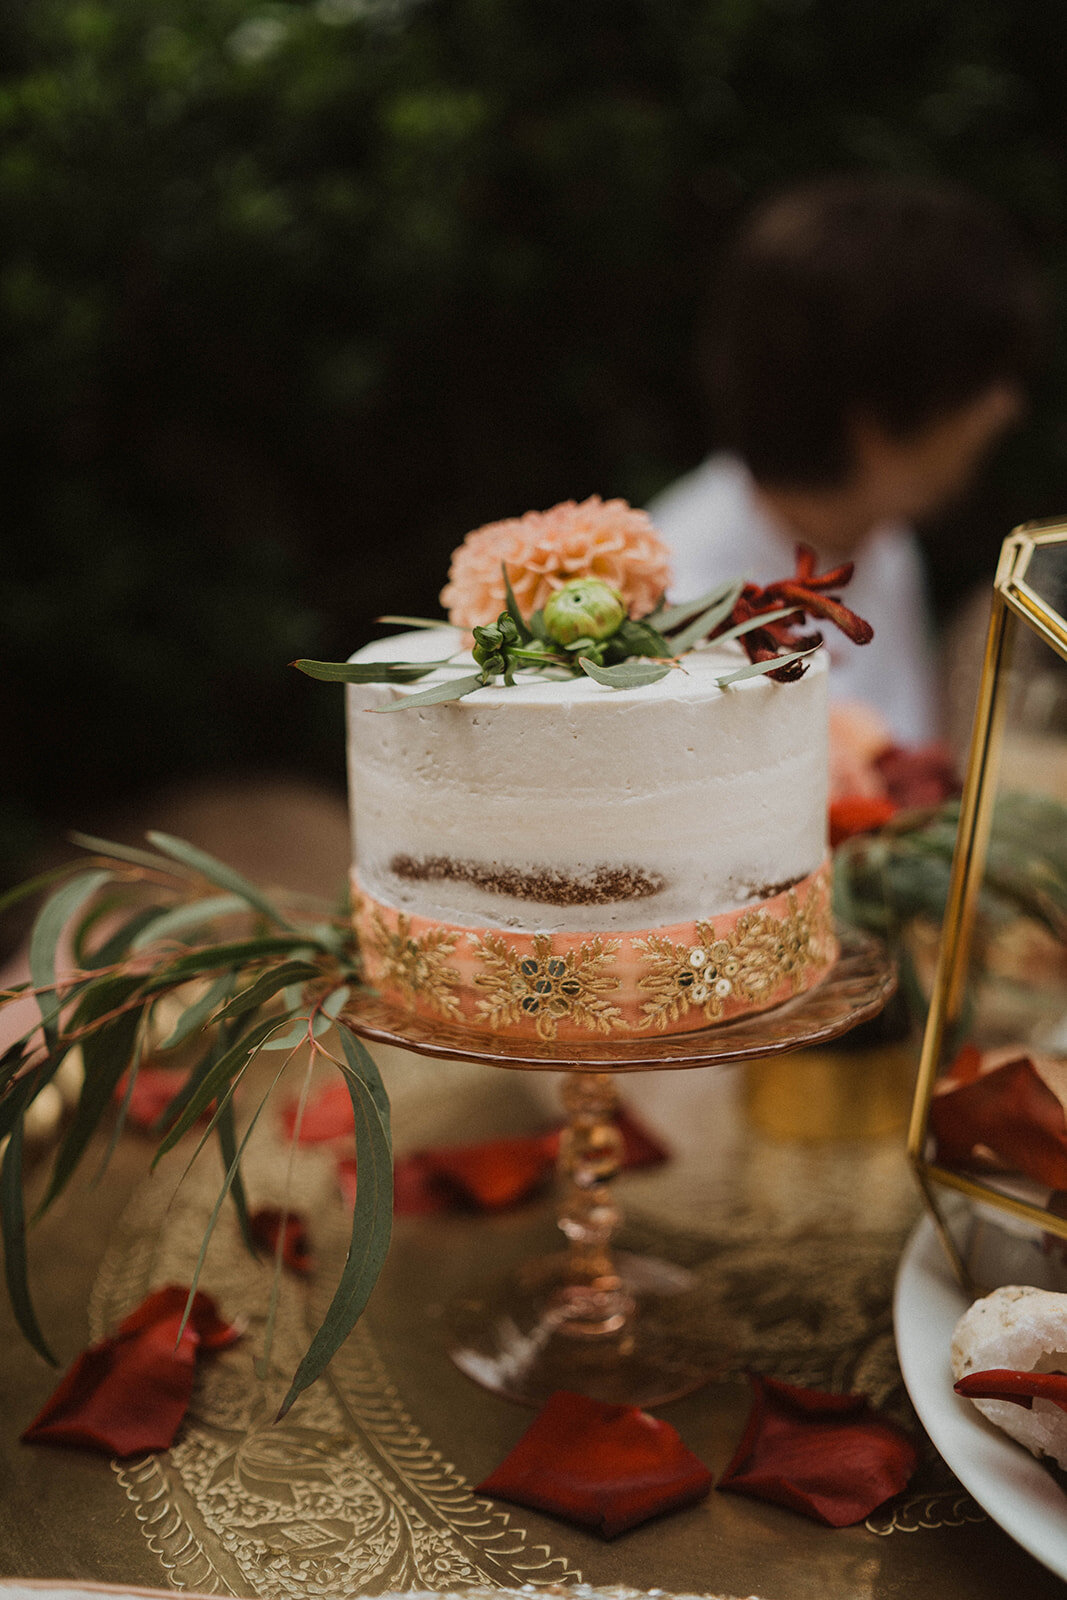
[0,831,389,1416]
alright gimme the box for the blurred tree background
[4,0,1067,886]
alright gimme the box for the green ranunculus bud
[542,579,626,646]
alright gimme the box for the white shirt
[647,453,938,744]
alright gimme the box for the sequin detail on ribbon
[352,859,835,1040]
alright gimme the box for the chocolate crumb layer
[740,874,805,901]
[390,854,665,906]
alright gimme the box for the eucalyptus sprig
[0,833,390,1418]
[294,544,867,709]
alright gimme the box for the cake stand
[343,926,894,1407]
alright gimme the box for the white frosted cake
[346,627,836,1041]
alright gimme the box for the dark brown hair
[708,175,1046,488]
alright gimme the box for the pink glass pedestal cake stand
[342,925,895,1408]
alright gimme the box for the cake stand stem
[549,1071,636,1338]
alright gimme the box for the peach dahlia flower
[440,496,673,629]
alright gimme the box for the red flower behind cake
[440,496,672,628]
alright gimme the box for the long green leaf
[699,607,797,648]
[37,977,145,1215]
[156,972,235,1051]
[145,935,317,987]
[1,1119,57,1364]
[88,904,171,969]
[129,894,249,952]
[214,961,322,1024]
[68,832,191,875]
[715,645,818,687]
[668,580,746,655]
[145,833,297,932]
[292,658,446,683]
[29,869,112,1046]
[216,1092,253,1253]
[579,657,673,689]
[153,1013,287,1160]
[175,1059,291,1346]
[372,672,484,712]
[375,615,451,629]
[277,1027,392,1417]
[647,578,743,633]
[0,862,82,920]
[501,565,533,643]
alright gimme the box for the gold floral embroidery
[635,886,832,1031]
[364,907,462,1020]
[469,932,624,1040]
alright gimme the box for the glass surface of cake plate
[895,1214,1067,1582]
[344,926,894,1407]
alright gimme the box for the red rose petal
[249,1207,313,1275]
[955,1367,1067,1413]
[115,1067,210,1134]
[281,1079,354,1143]
[716,1375,918,1527]
[874,743,960,808]
[21,1286,240,1455]
[930,1056,1067,1189]
[477,1390,712,1539]
[340,1105,669,1216]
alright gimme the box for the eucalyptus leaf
[156,972,235,1050]
[715,646,817,687]
[146,833,298,932]
[579,657,674,689]
[215,1092,253,1253]
[68,832,191,875]
[153,1013,289,1161]
[175,1059,290,1345]
[215,961,323,1024]
[667,581,746,654]
[611,618,670,658]
[374,615,450,629]
[502,566,533,643]
[29,869,112,1047]
[293,658,446,684]
[1,1120,56,1364]
[146,934,318,987]
[277,1027,392,1416]
[0,862,82,920]
[372,672,485,712]
[129,894,249,951]
[38,976,146,1215]
[651,579,746,634]
[88,904,173,968]
[698,607,798,648]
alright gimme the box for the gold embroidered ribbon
[352,860,836,1041]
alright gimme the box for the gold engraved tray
[3,1035,1066,1599]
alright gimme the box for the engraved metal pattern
[95,1145,579,1595]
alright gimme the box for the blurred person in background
[649,176,1046,752]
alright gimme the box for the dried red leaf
[716,1374,917,1527]
[716,546,874,682]
[477,1389,712,1538]
[21,1286,240,1456]
[930,1056,1067,1189]
[249,1207,313,1276]
[829,795,899,847]
[955,1368,1067,1412]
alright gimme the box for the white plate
[894,1214,1067,1581]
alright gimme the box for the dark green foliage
[5,0,1067,884]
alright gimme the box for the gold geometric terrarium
[909,520,1067,1290]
